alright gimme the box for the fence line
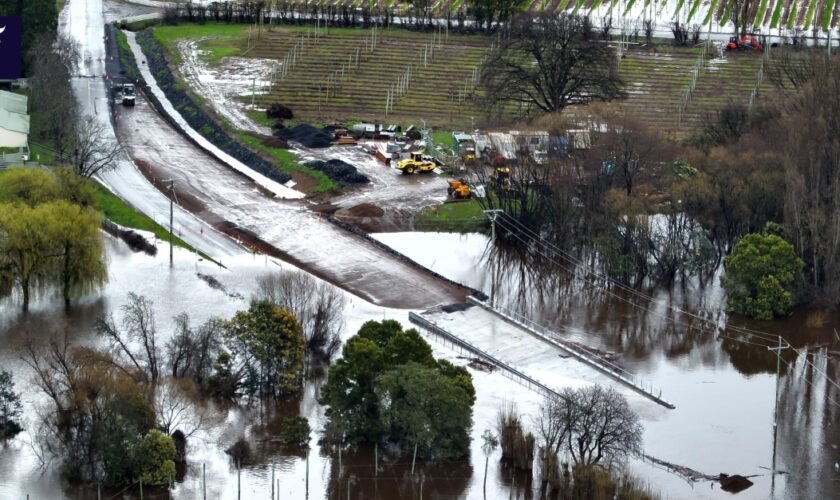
[408,312,563,400]
[466,297,676,409]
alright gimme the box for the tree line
[161,0,531,33]
[468,15,837,318]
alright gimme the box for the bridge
[411,298,675,410]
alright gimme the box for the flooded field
[374,231,840,500]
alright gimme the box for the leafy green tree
[50,201,107,308]
[224,300,306,396]
[0,167,60,205]
[132,429,176,486]
[721,231,805,320]
[0,203,56,311]
[320,320,475,458]
[376,362,473,460]
[0,370,22,439]
[279,416,311,446]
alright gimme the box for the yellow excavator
[395,152,437,175]
[490,166,511,191]
[447,179,471,199]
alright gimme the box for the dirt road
[115,90,469,308]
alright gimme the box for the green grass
[235,132,337,193]
[154,24,252,66]
[415,198,486,232]
[92,181,196,252]
[28,141,58,166]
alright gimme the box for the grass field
[415,198,486,232]
[158,23,776,135]
[92,182,196,253]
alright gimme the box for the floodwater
[4,232,836,499]
[374,231,840,500]
[0,235,539,500]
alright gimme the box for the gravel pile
[304,159,369,185]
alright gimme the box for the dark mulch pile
[344,203,384,217]
[119,229,157,256]
[275,124,334,148]
[719,474,753,493]
[304,159,369,185]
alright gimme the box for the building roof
[0,107,30,135]
[0,90,27,115]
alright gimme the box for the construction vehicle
[447,179,471,199]
[489,165,511,191]
[395,152,437,174]
[726,35,763,52]
[111,80,136,107]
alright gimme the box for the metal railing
[408,312,564,400]
[466,297,676,409]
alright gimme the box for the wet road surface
[114,75,468,308]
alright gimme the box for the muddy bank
[133,29,292,185]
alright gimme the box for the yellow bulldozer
[447,179,471,199]
[395,152,437,175]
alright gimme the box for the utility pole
[484,209,503,306]
[768,335,788,493]
[168,179,175,267]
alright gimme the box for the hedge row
[135,29,292,185]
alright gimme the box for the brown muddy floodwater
[1,232,839,499]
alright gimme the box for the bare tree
[537,385,642,467]
[70,115,122,178]
[782,56,840,304]
[154,377,206,438]
[27,34,78,159]
[96,292,161,384]
[256,270,345,362]
[597,113,662,195]
[166,313,223,384]
[480,13,623,115]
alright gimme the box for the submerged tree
[721,230,805,320]
[256,270,345,362]
[0,370,22,439]
[537,385,643,467]
[480,13,623,115]
[223,300,306,397]
[320,320,475,459]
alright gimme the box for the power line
[494,212,782,344]
[491,216,778,350]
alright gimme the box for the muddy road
[113,82,468,308]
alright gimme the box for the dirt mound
[345,203,384,217]
[259,135,288,149]
[275,124,333,148]
[304,159,369,185]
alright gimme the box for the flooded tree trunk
[21,278,29,313]
[412,442,418,475]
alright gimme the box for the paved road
[61,0,243,259]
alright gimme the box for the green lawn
[415,198,486,233]
[153,24,252,66]
[235,132,337,193]
[92,181,196,252]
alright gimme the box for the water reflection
[323,445,473,500]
